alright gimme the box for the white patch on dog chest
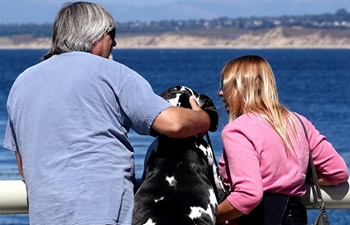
[196,142,213,166]
[208,188,217,206]
[188,206,214,222]
[166,176,177,187]
[168,97,181,106]
[188,189,216,221]
[143,218,156,225]
[154,196,164,203]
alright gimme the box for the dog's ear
[161,86,196,108]
[160,86,180,101]
[198,94,218,132]
[160,86,218,132]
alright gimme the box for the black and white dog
[132,86,228,225]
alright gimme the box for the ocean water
[0,49,349,224]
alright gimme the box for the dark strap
[294,113,326,211]
[206,133,231,204]
[205,133,218,166]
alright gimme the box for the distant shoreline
[1,27,349,50]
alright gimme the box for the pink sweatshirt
[218,112,349,216]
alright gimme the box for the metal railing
[0,177,349,214]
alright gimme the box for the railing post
[0,180,28,214]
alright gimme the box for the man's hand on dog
[189,95,211,137]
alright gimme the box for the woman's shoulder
[221,113,269,146]
[291,112,315,130]
[223,113,270,134]
[229,113,268,126]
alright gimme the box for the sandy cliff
[0,27,349,49]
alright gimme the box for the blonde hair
[220,55,298,152]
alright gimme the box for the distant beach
[1,27,349,49]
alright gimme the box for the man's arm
[152,96,210,138]
[15,151,24,179]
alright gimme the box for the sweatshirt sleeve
[302,115,349,185]
[221,121,263,215]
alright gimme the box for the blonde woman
[217,55,348,225]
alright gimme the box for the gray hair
[43,1,116,59]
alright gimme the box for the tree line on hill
[0,8,349,37]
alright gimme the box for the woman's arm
[304,117,349,185]
[218,199,244,223]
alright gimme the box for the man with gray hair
[3,2,211,224]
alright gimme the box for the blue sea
[0,49,349,224]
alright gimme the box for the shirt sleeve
[3,118,17,151]
[118,72,171,135]
[221,121,263,215]
[302,115,349,185]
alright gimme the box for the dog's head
[160,86,218,132]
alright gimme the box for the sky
[0,0,349,24]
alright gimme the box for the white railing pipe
[0,177,349,214]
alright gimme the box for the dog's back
[132,86,227,225]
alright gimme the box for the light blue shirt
[3,51,171,225]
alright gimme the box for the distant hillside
[0,8,349,49]
[1,27,349,49]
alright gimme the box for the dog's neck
[156,135,198,158]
